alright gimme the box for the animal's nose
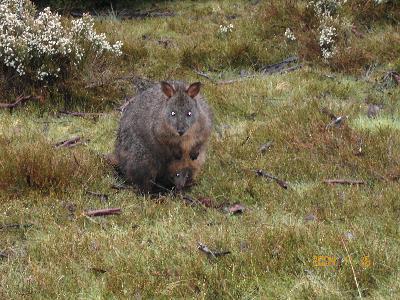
[178,129,185,136]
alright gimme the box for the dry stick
[58,110,106,118]
[0,223,33,230]
[323,179,366,185]
[216,75,257,85]
[111,183,132,190]
[193,57,301,86]
[341,237,363,299]
[255,169,289,189]
[84,208,122,217]
[215,65,302,85]
[120,10,175,20]
[149,180,174,193]
[85,74,136,89]
[86,191,109,202]
[192,69,215,82]
[260,56,299,73]
[54,136,81,148]
[197,242,231,258]
[0,95,36,110]
[351,25,364,38]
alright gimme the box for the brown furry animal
[115,81,213,192]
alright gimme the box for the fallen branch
[111,183,131,190]
[260,56,299,74]
[54,136,82,148]
[192,69,215,82]
[84,74,136,89]
[197,242,231,258]
[120,10,175,19]
[323,179,366,185]
[0,223,33,230]
[325,116,346,129]
[86,191,109,202]
[150,180,174,193]
[0,95,37,111]
[320,107,346,128]
[351,25,364,38]
[84,208,122,217]
[58,110,106,119]
[194,57,301,86]
[181,194,198,206]
[216,75,257,85]
[255,169,289,189]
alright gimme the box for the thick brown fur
[115,81,213,192]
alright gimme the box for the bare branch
[84,208,122,217]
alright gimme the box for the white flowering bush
[218,23,234,36]
[0,0,122,82]
[307,0,348,60]
[284,28,296,41]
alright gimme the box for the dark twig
[85,74,136,89]
[0,95,37,111]
[255,169,289,189]
[197,242,231,258]
[111,183,133,190]
[58,110,106,119]
[326,116,347,129]
[84,208,122,217]
[149,180,174,193]
[120,10,175,20]
[86,191,109,202]
[196,57,301,86]
[323,179,366,185]
[320,107,346,128]
[216,75,257,85]
[320,107,337,120]
[181,194,198,206]
[54,136,82,148]
[0,223,33,230]
[260,56,298,74]
[351,25,364,38]
[192,69,215,82]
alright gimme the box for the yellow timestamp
[313,255,372,268]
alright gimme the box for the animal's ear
[186,82,201,98]
[160,81,175,98]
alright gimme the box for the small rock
[343,231,356,241]
[259,141,273,154]
[367,104,382,118]
[304,214,317,222]
[197,197,215,208]
[240,241,249,252]
[227,203,245,215]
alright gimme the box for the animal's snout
[177,129,185,136]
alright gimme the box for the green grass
[1,1,400,299]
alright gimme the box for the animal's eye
[187,111,192,117]
[176,173,180,177]
[171,111,176,116]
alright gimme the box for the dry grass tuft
[0,132,106,194]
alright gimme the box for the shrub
[0,0,122,84]
[0,133,106,193]
[258,0,398,73]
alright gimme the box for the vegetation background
[1,0,400,298]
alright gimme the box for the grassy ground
[1,1,400,299]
